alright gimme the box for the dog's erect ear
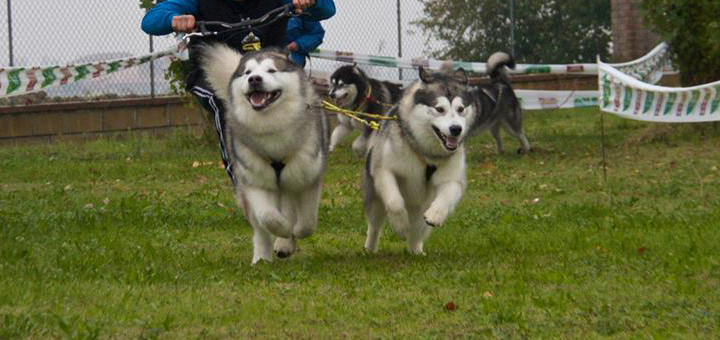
[419,66,433,84]
[454,68,469,85]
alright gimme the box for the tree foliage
[642,0,720,86]
[413,0,611,64]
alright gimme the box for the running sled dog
[362,66,476,255]
[200,44,329,265]
[327,64,403,155]
[471,52,531,154]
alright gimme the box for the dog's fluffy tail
[487,52,515,83]
[198,43,242,103]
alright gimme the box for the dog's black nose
[449,125,462,137]
[248,75,263,86]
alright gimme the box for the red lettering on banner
[92,64,105,78]
[60,68,72,85]
[654,93,665,116]
[676,92,687,116]
[700,88,712,116]
[26,67,40,92]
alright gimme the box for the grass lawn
[1,107,719,339]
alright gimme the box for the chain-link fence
[0,0,438,103]
[1,0,178,102]
[0,0,612,103]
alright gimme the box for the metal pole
[600,110,607,182]
[149,35,155,98]
[509,0,515,58]
[7,0,13,66]
[396,0,403,81]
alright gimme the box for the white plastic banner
[598,59,720,122]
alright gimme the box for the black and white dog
[200,44,329,265]
[470,52,531,154]
[328,64,403,155]
[362,67,476,255]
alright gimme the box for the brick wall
[611,0,660,62]
[0,97,204,145]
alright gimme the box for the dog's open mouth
[332,92,348,104]
[246,90,281,110]
[432,126,459,151]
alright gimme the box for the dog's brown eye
[244,70,251,75]
[457,106,465,113]
[268,69,277,74]
[435,107,445,113]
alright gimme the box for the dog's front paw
[423,206,447,227]
[351,138,367,157]
[407,246,426,256]
[251,255,272,266]
[273,237,297,259]
[258,210,292,238]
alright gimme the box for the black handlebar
[189,4,302,40]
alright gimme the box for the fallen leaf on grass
[637,247,647,255]
[444,301,457,311]
[192,161,201,168]
[483,291,493,298]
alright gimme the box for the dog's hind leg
[364,199,386,253]
[490,122,504,154]
[374,170,410,239]
[329,122,352,152]
[407,208,430,256]
[501,120,531,154]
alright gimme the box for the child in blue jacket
[285,16,325,67]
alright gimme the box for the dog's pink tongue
[446,136,459,149]
[250,92,267,106]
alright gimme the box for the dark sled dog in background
[200,44,329,265]
[362,66,476,255]
[327,64,403,155]
[470,52,532,154]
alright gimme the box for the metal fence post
[396,0,402,81]
[509,0,515,58]
[7,0,13,66]
[149,35,155,98]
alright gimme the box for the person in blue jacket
[285,16,325,68]
[141,0,335,183]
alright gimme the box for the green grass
[1,108,719,339]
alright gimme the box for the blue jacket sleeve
[141,0,199,36]
[293,21,325,55]
[281,0,335,21]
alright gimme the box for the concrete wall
[0,97,204,146]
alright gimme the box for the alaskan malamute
[200,44,329,265]
[471,52,531,153]
[362,67,475,255]
[328,64,403,155]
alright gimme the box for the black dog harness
[270,159,286,183]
